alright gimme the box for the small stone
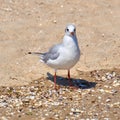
[113,81,120,87]
[10,112,14,115]
[45,113,49,116]
[112,72,116,77]
[60,5,64,8]
[71,108,75,112]
[69,112,73,115]
[111,90,118,94]
[105,90,111,93]
[53,20,57,23]
[76,109,80,113]
[105,73,113,80]
[106,99,111,103]
[52,102,60,106]
[1,116,8,120]
[102,76,107,81]
[39,23,42,26]
[0,101,8,107]
[55,114,59,118]
[104,118,109,120]
[99,89,105,92]
[98,96,101,99]
[29,95,35,100]
[102,33,105,37]
[34,80,39,84]
[113,102,120,108]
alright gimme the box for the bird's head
[65,24,76,37]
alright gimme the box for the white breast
[47,35,80,70]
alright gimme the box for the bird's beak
[70,32,74,36]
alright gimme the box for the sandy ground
[0,0,120,86]
[0,0,120,120]
[0,69,120,120]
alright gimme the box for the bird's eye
[74,29,76,32]
[66,28,69,32]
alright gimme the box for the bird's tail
[28,52,45,63]
[28,52,43,55]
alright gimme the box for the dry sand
[0,0,120,86]
[0,0,120,120]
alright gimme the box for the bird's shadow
[46,72,97,89]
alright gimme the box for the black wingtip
[28,52,42,55]
[28,52,32,54]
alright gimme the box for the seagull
[28,24,80,89]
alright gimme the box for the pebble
[34,80,39,84]
[0,101,8,107]
[0,70,119,119]
[76,109,81,113]
[69,112,73,115]
[1,116,8,120]
[106,99,111,103]
[98,89,105,92]
[60,5,64,8]
[112,72,116,77]
[51,102,60,106]
[113,102,120,108]
[71,108,75,112]
[98,96,102,99]
[111,90,118,94]
[102,76,107,81]
[70,108,81,114]
[45,113,49,116]
[29,95,35,100]
[105,72,116,80]
[104,118,109,120]
[113,80,120,87]
[53,20,57,23]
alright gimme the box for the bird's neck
[63,35,78,47]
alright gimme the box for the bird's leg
[68,70,72,86]
[68,70,78,89]
[54,70,57,89]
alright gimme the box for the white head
[65,24,76,37]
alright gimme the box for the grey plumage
[28,44,60,63]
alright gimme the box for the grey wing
[41,44,61,63]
